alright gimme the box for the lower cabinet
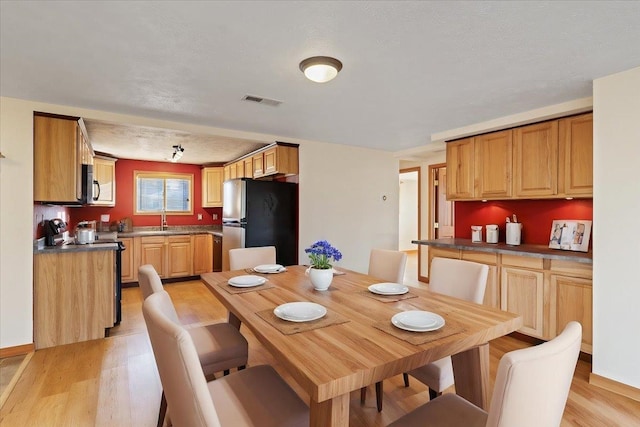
[427,246,592,353]
[193,234,213,275]
[167,236,193,278]
[120,237,136,283]
[34,250,115,349]
[140,236,167,278]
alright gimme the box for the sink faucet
[161,209,168,230]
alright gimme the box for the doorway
[399,167,421,286]
[430,163,454,240]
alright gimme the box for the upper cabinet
[202,167,224,207]
[93,156,117,206]
[34,113,93,203]
[225,143,299,181]
[445,113,592,201]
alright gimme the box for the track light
[171,144,184,162]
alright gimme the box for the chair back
[143,291,222,427]
[486,321,582,427]
[228,246,276,270]
[368,249,407,283]
[429,257,488,303]
[138,264,164,300]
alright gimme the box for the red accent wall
[454,199,593,245]
[67,159,222,230]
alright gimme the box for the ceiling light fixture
[171,144,184,162]
[299,56,343,83]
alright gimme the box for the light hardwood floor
[1,280,638,426]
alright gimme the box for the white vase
[306,267,333,291]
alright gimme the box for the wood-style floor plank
[1,280,638,426]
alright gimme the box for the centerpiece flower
[305,240,342,269]
[304,240,342,291]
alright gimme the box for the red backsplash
[454,199,593,246]
[34,204,72,238]
[61,159,222,231]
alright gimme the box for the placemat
[256,308,350,335]
[216,281,276,294]
[359,290,419,303]
[373,317,464,345]
[244,268,288,275]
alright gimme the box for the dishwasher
[213,234,222,272]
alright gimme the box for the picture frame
[549,220,592,252]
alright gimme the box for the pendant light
[299,56,343,83]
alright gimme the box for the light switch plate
[197,214,203,220]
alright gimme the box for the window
[134,171,193,215]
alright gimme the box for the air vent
[241,94,282,107]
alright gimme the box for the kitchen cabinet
[513,120,559,198]
[193,234,213,275]
[474,130,512,199]
[167,235,193,278]
[235,161,245,178]
[558,113,593,197]
[253,145,299,178]
[445,137,475,199]
[223,165,231,182]
[120,237,137,283]
[252,152,265,177]
[93,156,117,206]
[34,250,115,349]
[202,167,224,207]
[244,157,253,179]
[139,236,167,278]
[501,261,546,339]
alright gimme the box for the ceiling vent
[242,95,282,107]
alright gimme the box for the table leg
[451,343,490,409]
[227,312,241,330]
[309,394,349,427]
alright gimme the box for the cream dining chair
[138,265,249,427]
[143,290,309,427]
[228,246,277,270]
[360,248,408,411]
[388,321,582,427]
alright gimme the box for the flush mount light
[299,56,343,83]
[171,144,184,163]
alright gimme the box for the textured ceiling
[2,1,640,163]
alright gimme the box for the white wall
[398,172,418,251]
[0,96,399,349]
[593,66,640,388]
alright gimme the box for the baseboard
[0,343,34,358]
[589,373,640,403]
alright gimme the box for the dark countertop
[412,238,592,264]
[117,226,223,238]
[34,241,119,254]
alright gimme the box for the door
[399,168,421,285]
[433,165,454,239]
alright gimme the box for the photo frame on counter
[549,220,592,252]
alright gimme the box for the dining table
[200,265,522,427]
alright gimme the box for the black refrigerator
[222,178,298,270]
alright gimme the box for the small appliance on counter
[45,218,68,246]
[75,220,97,244]
[471,225,483,242]
[506,222,522,245]
[486,224,499,243]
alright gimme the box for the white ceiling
[2,1,640,164]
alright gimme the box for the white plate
[391,311,445,332]
[254,264,285,273]
[228,275,267,288]
[274,302,327,322]
[368,283,409,295]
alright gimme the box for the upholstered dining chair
[143,290,310,427]
[138,265,249,427]
[388,321,582,427]
[360,248,408,411]
[228,246,277,270]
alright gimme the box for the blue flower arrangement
[304,240,342,270]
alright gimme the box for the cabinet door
[253,153,265,177]
[462,251,499,309]
[236,161,245,178]
[223,165,231,181]
[558,113,593,197]
[140,237,167,278]
[446,138,475,199]
[93,157,116,206]
[229,163,237,180]
[551,274,592,354]
[167,236,192,278]
[120,237,136,283]
[202,167,224,207]
[193,234,213,275]
[513,121,558,198]
[34,115,80,202]
[501,267,545,338]
[474,130,512,199]
[244,158,253,178]
[264,147,277,175]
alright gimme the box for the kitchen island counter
[412,238,592,264]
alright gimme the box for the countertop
[412,238,592,264]
[34,241,120,254]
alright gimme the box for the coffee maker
[45,218,67,246]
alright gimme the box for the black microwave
[82,164,100,205]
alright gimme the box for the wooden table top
[201,265,522,403]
